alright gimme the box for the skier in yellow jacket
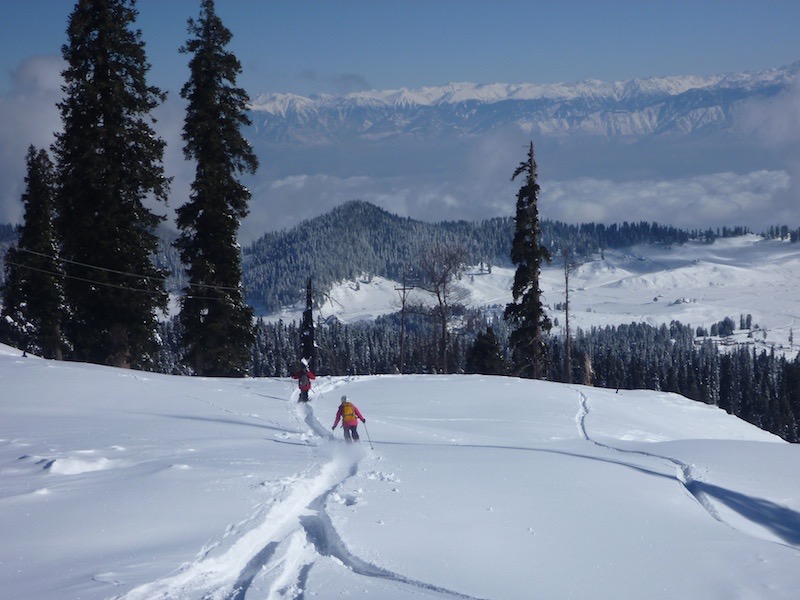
[332,395,366,442]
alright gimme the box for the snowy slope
[2,342,799,599]
[551,235,800,354]
[268,235,800,356]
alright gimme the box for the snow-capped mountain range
[248,61,800,142]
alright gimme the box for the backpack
[341,402,356,421]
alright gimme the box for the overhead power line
[13,246,242,292]
[5,247,258,303]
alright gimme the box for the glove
[361,418,366,423]
[331,425,336,430]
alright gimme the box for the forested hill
[241,200,695,314]
[0,203,753,314]
[242,201,512,313]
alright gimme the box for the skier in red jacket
[332,395,365,442]
[292,362,316,402]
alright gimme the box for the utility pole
[395,272,416,374]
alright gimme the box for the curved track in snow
[573,386,800,551]
[116,386,485,600]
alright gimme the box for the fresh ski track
[573,387,800,551]
[115,380,485,600]
[111,376,799,599]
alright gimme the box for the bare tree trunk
[395,273,415,374]
[417,242,468,375]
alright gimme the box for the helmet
[341,395,348,403]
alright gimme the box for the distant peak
[250,61,799,111]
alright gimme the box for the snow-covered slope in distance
[267,235,800,356]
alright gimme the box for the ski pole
[362,421,374,450]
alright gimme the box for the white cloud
[735,75,800,228]
[738,75,800,147]
[540,171,792,230]
[150,95,192,224]
[239,169,519,243]
[0,56,65,224]
[0,56,191,230]
[10,55,65,95]
[238,165,796,245]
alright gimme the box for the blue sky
[2,0,799,97]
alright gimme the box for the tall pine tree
[54,0,169,369]
[505,142,552,379]
[1,146,64,359]
[175,0,258,376]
